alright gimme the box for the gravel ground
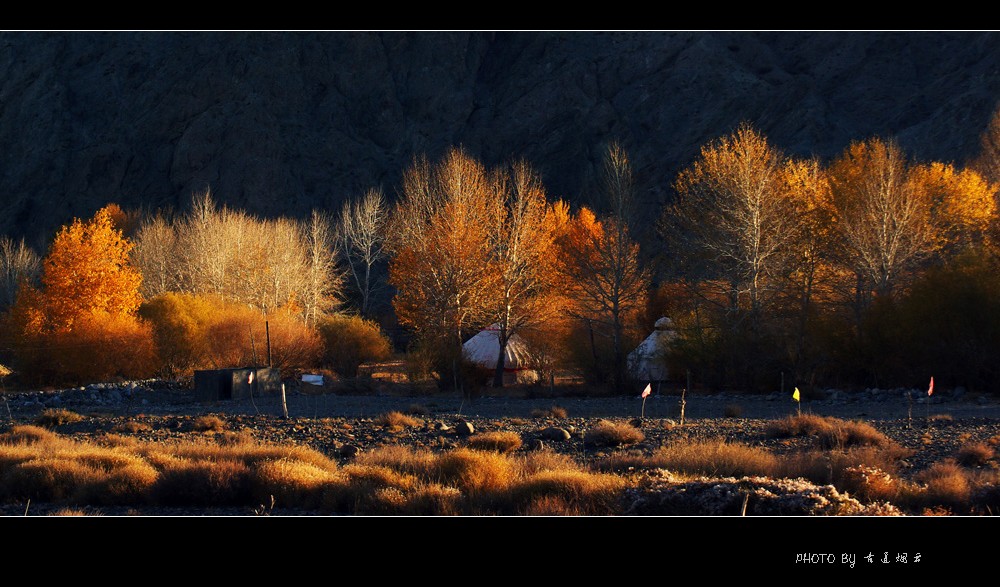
[3,385,1000,516]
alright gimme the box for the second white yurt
[627,317,677,382]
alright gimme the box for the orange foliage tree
[554,204,648,391]
[386,148,500,391]
[5,205,155,384]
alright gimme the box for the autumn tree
[134,191,342,323]
[133,212,179,299]
[907,162,997,258]
[663,123,801,324]
[302,209,343,327]
[387,148,499,392]
[827,138,931,312]
[0,236,40,309]
[338,188,388,318]
[36,206,143,332]
[484,160,562,387]
[5,205,155,383]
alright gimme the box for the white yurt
[463,324,539,384]
[628,317,677,382]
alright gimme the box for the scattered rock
[455,420,475,436]
[540,427,571,441]
[526,439,545,451]
[340,444,360,458]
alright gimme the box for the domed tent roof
[463,324,535,371]
[628,317,677,381]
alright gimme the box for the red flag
[928,377,934,397]
[641,383,651,398]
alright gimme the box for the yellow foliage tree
[907,162,997,257]
[35,205,143,333]
[5,205,153,384]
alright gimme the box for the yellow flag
[792,387,800,402]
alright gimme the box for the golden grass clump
[433,448,517,494]
[817,420,891,449]
[956,442,995,467]
[322,464,420,514]
[355,445,437,477]
[0,424,61,445]
[766,414,890,449]
[400,483,464,515]
[1,457,104,502]
[913,461,972,510]
[465,431,523,454]
[516,449,581,476]
[191,415,227,433]
[251,458,342,509]
[508,469,626,515]
[584,420,645,448]
[766,413,834,438]
[839,465,900,503]
[375,411,423,431]
[34,408,85,428]
[48,508,91,516]
[648,440,780,478]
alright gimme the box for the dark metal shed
[194,368,282,402]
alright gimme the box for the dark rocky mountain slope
[1,31,998,246]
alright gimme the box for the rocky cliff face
[1,31,998,246]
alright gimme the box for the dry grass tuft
[400,483,464,515]
[647,440,780,478]
[355,445,437,477]
[818,420,891,449]
[766,413,834,438]
[0,425,60,445]
[908,461,972,512]
[191,415,227,433]
[375,411,423,431]
[48,508,92,516]
[766,414,890,449]
[34,408,85,428]
[251,458,341,509]
[1,457,101,502]
[508,469,626,515]
[530,406,568,419]
[465,431,523,454]
[516,449,582,476]
[584,420,645,447]
[839,465,900,503]
[433,448,516,494]
[956,442,995,467]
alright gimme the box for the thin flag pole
[926,376,934,428]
